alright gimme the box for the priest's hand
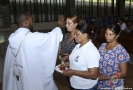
[57,15,64,28]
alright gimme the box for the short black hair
[107,24,121,35]
[119,18,125,22]
[15,11,31,27]
[76,23,95,39]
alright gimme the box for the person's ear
[25,20,29,25]
[74,23,78,28]
[83,33,88,38]
[24,20,30,28]
[23,20,29,27]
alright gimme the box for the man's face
[28,16,33,32]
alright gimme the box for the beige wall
[11,21,65,31]
[0,16,65,31]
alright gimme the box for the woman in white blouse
[63,23,100,90]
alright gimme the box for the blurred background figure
[102,16,110,27]
[109,13,116,24]
[117,18,126,30]
[94,16,100,34]
[125,20,133,33]
[85,14,92,25]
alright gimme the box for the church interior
[0,0,133,90]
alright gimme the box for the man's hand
[57,15,64,28]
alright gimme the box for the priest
[3,11,64,90]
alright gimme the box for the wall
[0,5,10,26]
[0,41,8,83]
[11,21,61,31]
[0,18,2,25]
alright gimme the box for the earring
[116,35,119,39]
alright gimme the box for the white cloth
[3,27,63,90]
[117,23,126,30]
[69,40,100,89]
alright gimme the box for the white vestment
[3,27,63,90]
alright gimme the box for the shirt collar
[15,27,30,34]
[76,40,92,50]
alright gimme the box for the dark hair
[130,20,133,25]
[15,11,31,27]
[107,24,121,35]
[67,14,80,24]
[119,18,125,22]
[76,23,95,39]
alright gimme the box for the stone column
[116,0,125,17]
[0,5,2,25]
[69,0,76,15]
[119,0,125,17]
[1,5,10,27]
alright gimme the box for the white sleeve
[32,27,63,44]
[49,27,63,42]
[85,53,100,68]
[121,23,126,30]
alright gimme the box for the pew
[93,26,106,48]
[93,26,133,54]
[118,31,133,53]
[35,25,133,54]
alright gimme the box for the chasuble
[3,27,63,90]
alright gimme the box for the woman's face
[105,28,117,43]
[74,29,85,43]
[66,18,77,32]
